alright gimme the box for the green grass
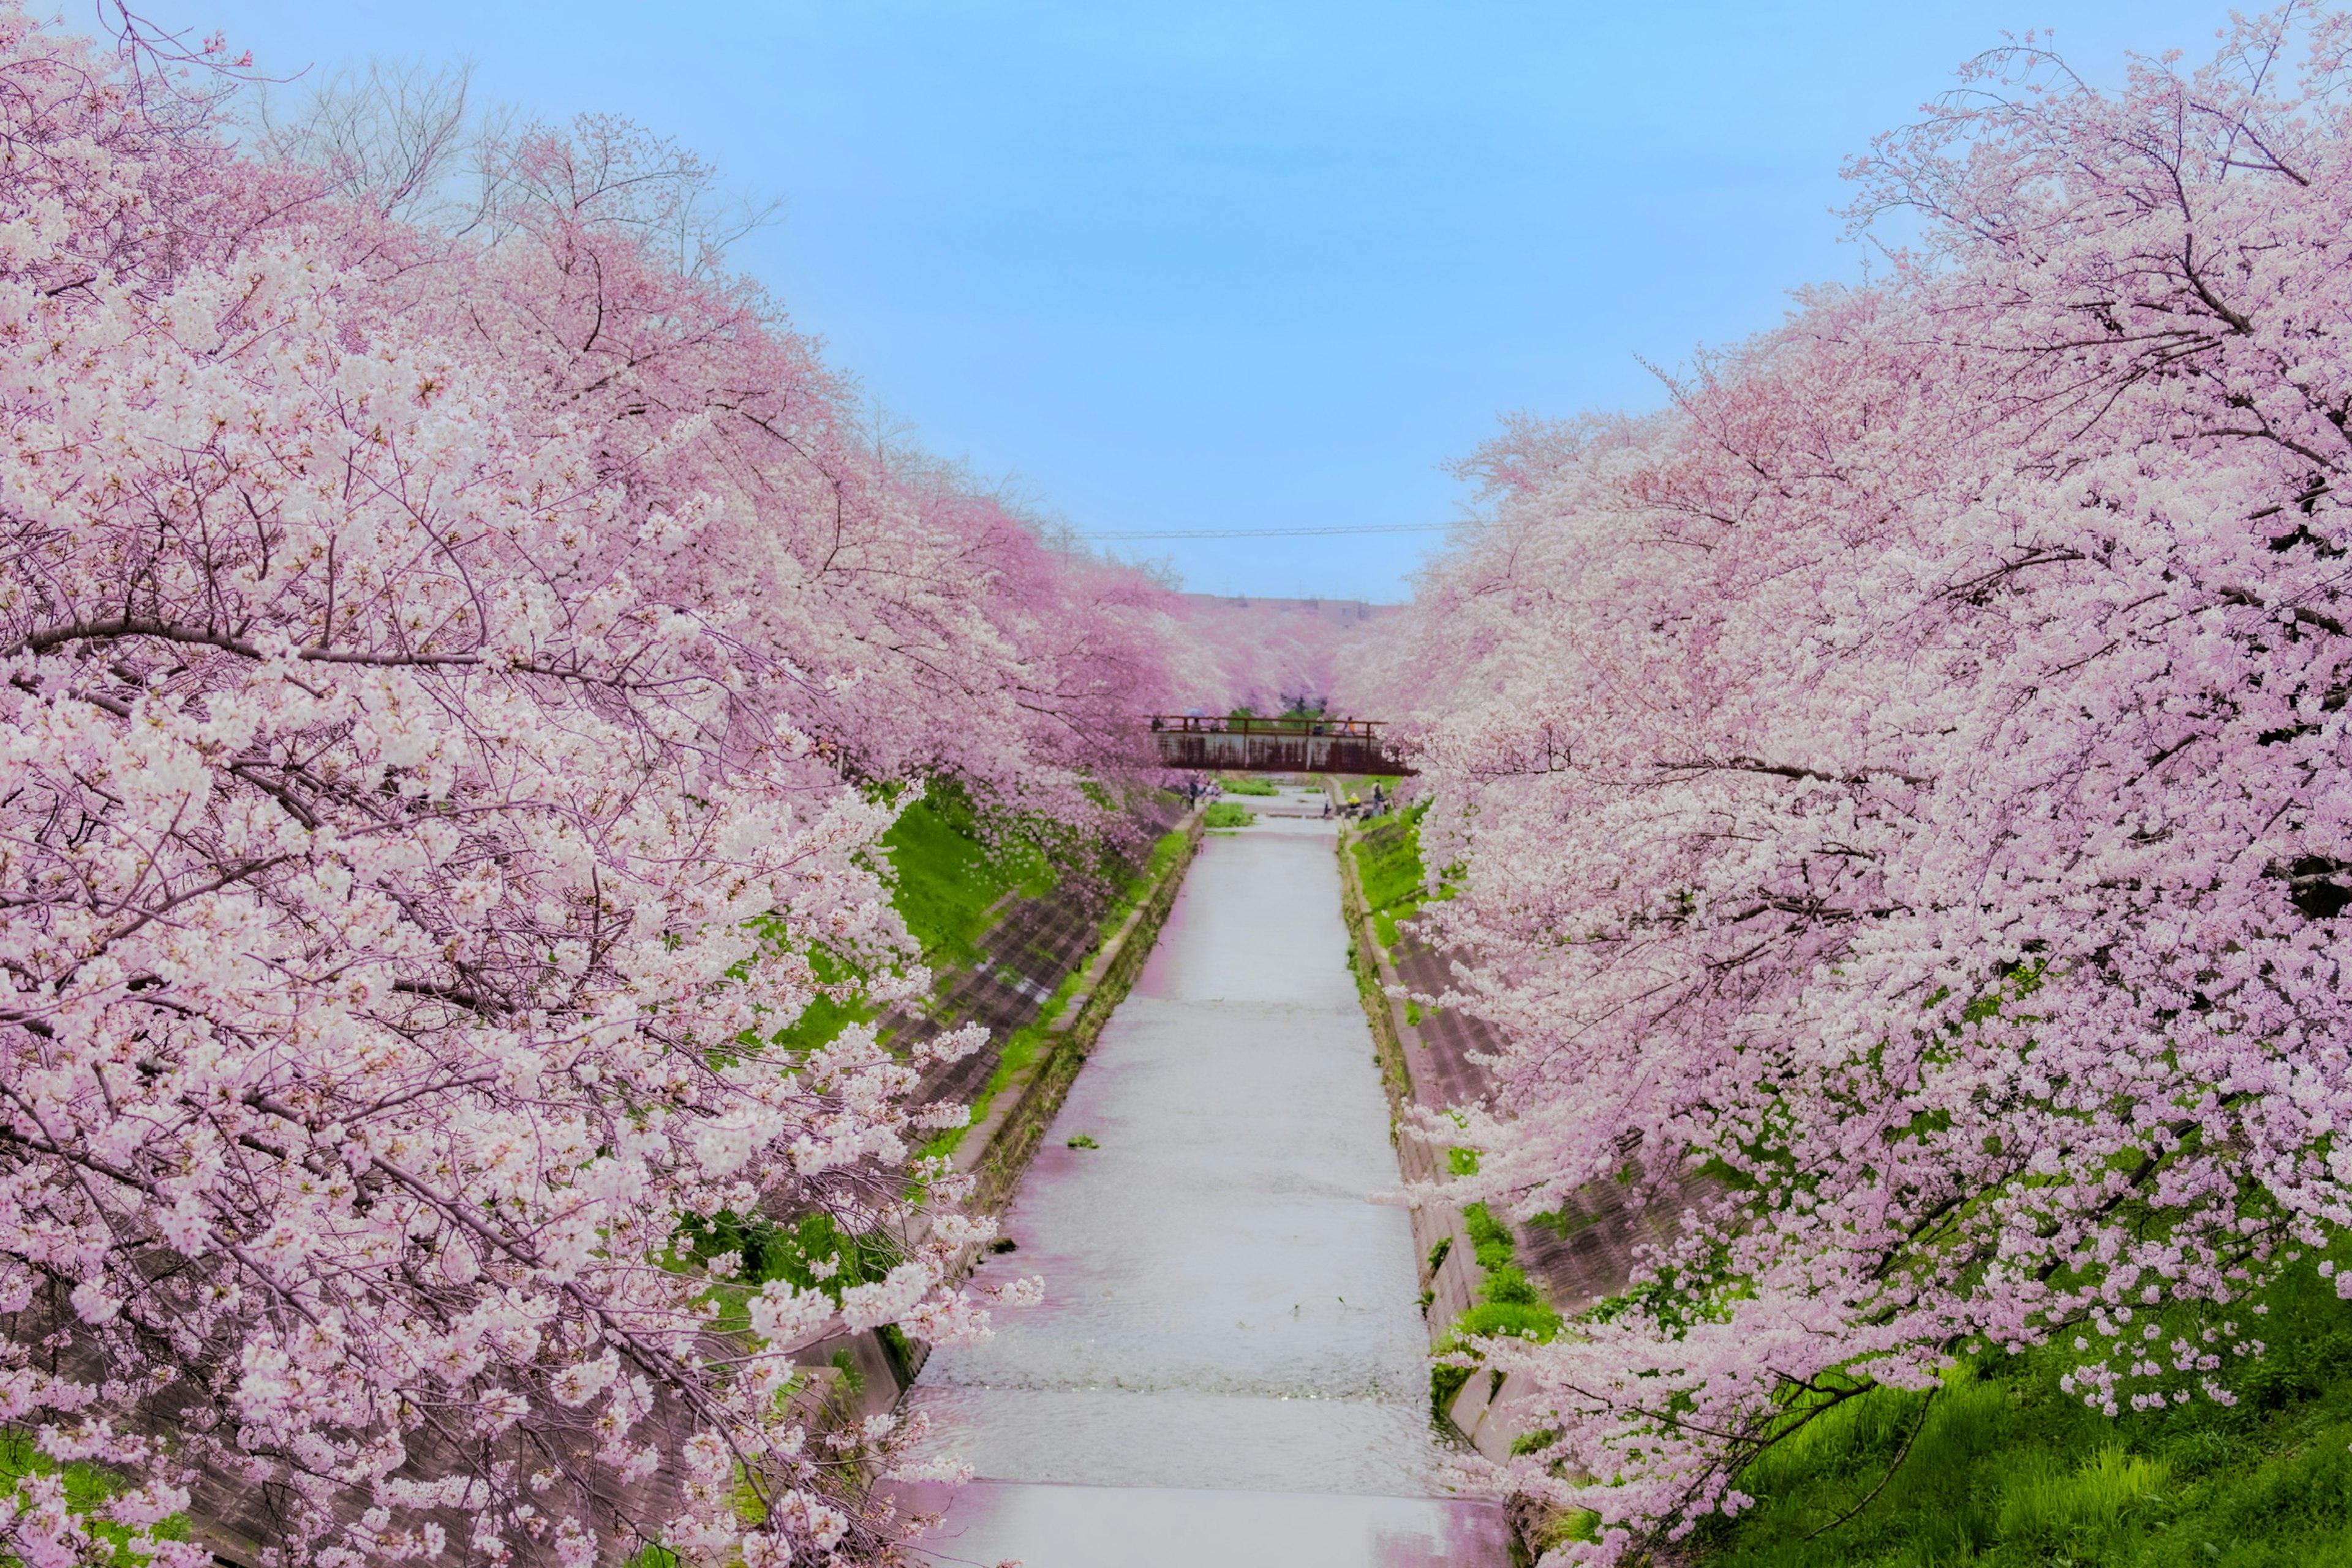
[1689,1241,2352,1568]
[757,778,1063,1057]
[763,952,876,1054]
[0,1430,189,1567]
[878,781,1055,970]
[918,824,1191,1159]
[1455,1201,1563,1344]
[1203,801,1257,828]
[1221,775,1281,796]
[1432,1200,1564,1423]
[1351,800,1432,949]
[1127,820,1192,891]
[676,1209,907,1349]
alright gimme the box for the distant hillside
[1178,594,1402,626]
[1172,595,1400,713]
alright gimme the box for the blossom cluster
[0,11,1170,1567]
[1368,9,2352,1559]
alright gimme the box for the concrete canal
[903,790,1508,1567]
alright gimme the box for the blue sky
[143,0,2231,601]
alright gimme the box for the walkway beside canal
[902,791,1507,1567]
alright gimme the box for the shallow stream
[902,794,1507,1566]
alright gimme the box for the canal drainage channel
[900,794,1508,1567]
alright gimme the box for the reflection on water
[908,801,1444,1496]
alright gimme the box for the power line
[1079,522,1460,540]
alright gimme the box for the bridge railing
[1147,714,1385,740]
[1144,715,1412,775]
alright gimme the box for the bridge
[1148,715,1412,775]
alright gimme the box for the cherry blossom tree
[0,11,1164,1568]
[1373,7,2352,1559]
[283,106,1175,820]
[1167,595,1387,717]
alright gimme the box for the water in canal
[902,794,1507,1567]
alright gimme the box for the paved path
[903,794,1506,1566]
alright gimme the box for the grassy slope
[919,818,1191,1157]
[876,783,1055,970]
[767,783,1044,1054]
[1344,804,1554,1416]
[1,1432,188,1567]
[1688,1248,2352,1568]
[1432,1194,1567,1422]
[784,777,1191,1159]
[1350,799,1431,949]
